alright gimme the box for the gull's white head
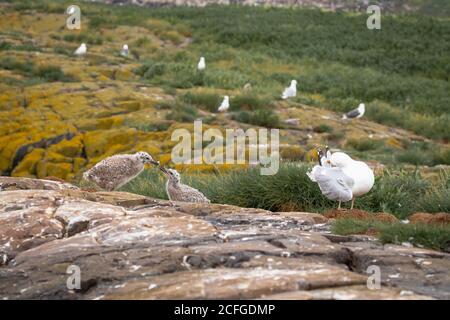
[358,103,365,113]
[291,80,297,87]
[224,95,229,101]
[200,57,205,62]
[330,152,353,168]
[123,44,128,50]
[80,43,86,49]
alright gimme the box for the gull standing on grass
[120,44,129,57]
[343,103,365,120]
[197,56,206,71]
[281,80,297,99]
[307,147,374,209]
[218,95,230,112]
[74,43,87,57]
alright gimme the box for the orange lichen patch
[385,137,403,149]
[325,209,371,220]
[409,212,450,226]
[325,209,398,223]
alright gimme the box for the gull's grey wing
[344,108,361,119]
[314,167,354,202]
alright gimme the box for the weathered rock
[0,178,449,300]
[0,176,79,191]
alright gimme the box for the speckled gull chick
[83,152,159,191]
[307,148,374,209]
[160,167,210,203]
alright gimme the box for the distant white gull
[281,80,297,99]
[120,44,129,57]
[343,103,365,119]
[197,56,206,71]
[218,95,229,112]
[308,148,374,209]
[74,43,86,56]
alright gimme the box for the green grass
[121,163,449,217]
[0,57,74,82]
[165,103,198,122]
[332,218,450,251]
[7,0,450,140]
[231,109,281,128]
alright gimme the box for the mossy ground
[0,1,448,184]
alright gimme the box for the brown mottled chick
[83,151,159,191]
[160,167,210,203]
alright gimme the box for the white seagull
[120,44,129,57]
[218,95,230,112]
[281,80,297,99]
[343,103,365,119]
[197,56,206,71]
[74,43,87,56]
[307,148,374,209]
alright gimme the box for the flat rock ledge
[0,177,449,300]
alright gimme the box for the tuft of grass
[182,92,221,113]
[346,138,384,152]
[313,124,334,134]
[230,94,266,111]
[165,103,198,122]
[0,58,74,83]
[332,218,450,252]
[232,109,281,128]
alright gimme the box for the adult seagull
[307,148,374,209]
[281,80,297,99]
[120,44,129,57]
[218,95,229,112]
[343,103,365,119]
[74,43,87,56]
[197,57,206,71]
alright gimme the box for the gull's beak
[159,166,168,174]
[150,159,160,166]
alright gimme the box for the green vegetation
[121,164,449,217]
[0,57,74,82]
[3,0,450,140]
[232,109,281,128]
[332,218,450,251]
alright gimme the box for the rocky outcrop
[1,177,449,300]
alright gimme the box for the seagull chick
[160,167,210,203]
[120,44,129,57]
[281,80,297,99]
[218,95,230,112]
[74,43,87,56]
[343,103,365,120]
[197,56,206,71]
[83,152,159,191]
